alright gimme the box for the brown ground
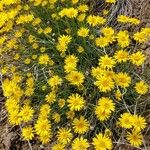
[0,0,150,150]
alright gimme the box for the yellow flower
[58,35,72,45]
[39,133,51,144]
[77,27,89,37]
[64,55,78,64]
[66,110,75,120]
[117,15,130,23]
[95,37,110,48]
[45,91,56,104]
[59,8,78,18]
[71,0,79,4]
[98,97,115,112]
[87,15,106,27]
[52,143,65,150]
[106,0,116,3]
[24,58,31,64]
[115,90,122,101]
[56,35,72,53]
[114,50,129,63]
[52,113,61,123]
[38,54,52,65]
[95,97,115,121]
[99,55,116,69]
[66,71,85,86]
[101,27,114,36]
[127,130,143,147]
[67,93,85,111]
[135,81,149,95]
[72,137,90,150]
[117,30,130,48]
[77,13,86,22]
[130,51,146,66]
[77,46,84,53]
[48,75,62,88]
[95,106,112,121]
[19,105,34,122]
[133,31,148,43]
[118,113,133,129]
[94,76,114,92]
[34,119,51,136]
[32,17,41,26]
[114,72,131,88]
[64,64,77,73]
[22,126,34,140]
[57,128,72,145]
[40,104,51,117]
[58,99,66,108]
[43,27,52,34]
[92,133,112,150]
[78,5,89,12]
[91,67,104,78]
[72,116,89,134]
[9,110,22,125]
[132,115,147,131]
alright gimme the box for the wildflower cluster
[0,0,150,149]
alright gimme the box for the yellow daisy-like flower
[118,113,133,129]
[59,8,78,18]
[87,15,106,27]
[38,54,52,65]
[66,110,75,120]
[72,137,90,150]
[43,27,52,34]
[105,0,116,3]
[94,76,114,92]
[58,35,72,45]
[95,97,115,121]
[77,27,89,37]
[92,133,112,150]
[130,51,146,66]
[133,31,148,43]
[72,116,89,134]
[99,55,116,69]
[57,128,72,145]
[39,133,51,144]
[98,97,115,112]
[22,126,34,140]
[95,106,111,121]
[135,81,149,95]
[52,142,65,150]
[52,113,61,123]
[114,72,131,88]
[45,91,56,104]
[34,119,51,136]
[101,27,114,36]
[9,110,22,125]
[77,13,86,22]
[78,5,89,13]
[91,67,104,78]
[117,30,130,48]
[58,99,66,108]
[131,115,147,131]
[64,55,78,65]
[66,71,85,86]
[95,37,110,48]
[114,50,129,63]
[127,129,143,147]
[48,75,62,88]
[115,90,122,101]
[19,105,34,122]
[67,93,85,111]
